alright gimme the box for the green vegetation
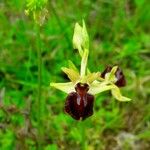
[0,0,150,149]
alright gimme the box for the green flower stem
[35,24,43,150]
[80,121,86,150]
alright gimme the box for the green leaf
[44,144,58,150]
[69,127,82,142]
[138,130,150,139]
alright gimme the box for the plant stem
[36,24,42,150]
[80,121,86,150]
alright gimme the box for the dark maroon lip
[101,66,126,87]
[65,82,94,120]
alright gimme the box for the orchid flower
[50,21,131,120]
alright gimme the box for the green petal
[72,23,83,56]
[61,67,80,83]
[68,60,79,73]
[89,81,114,95]
[105,66,118,82]
[85,72,100,84]
[110,66,118,74]
[50,82,75,94]
[87,68,91,74]
[89,81,131,101]
[72,21,89,57]
[111,85,131,101]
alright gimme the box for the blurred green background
[0,0,150,149]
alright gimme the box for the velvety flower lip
[101,66,126,87]
[65,82,94,120]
